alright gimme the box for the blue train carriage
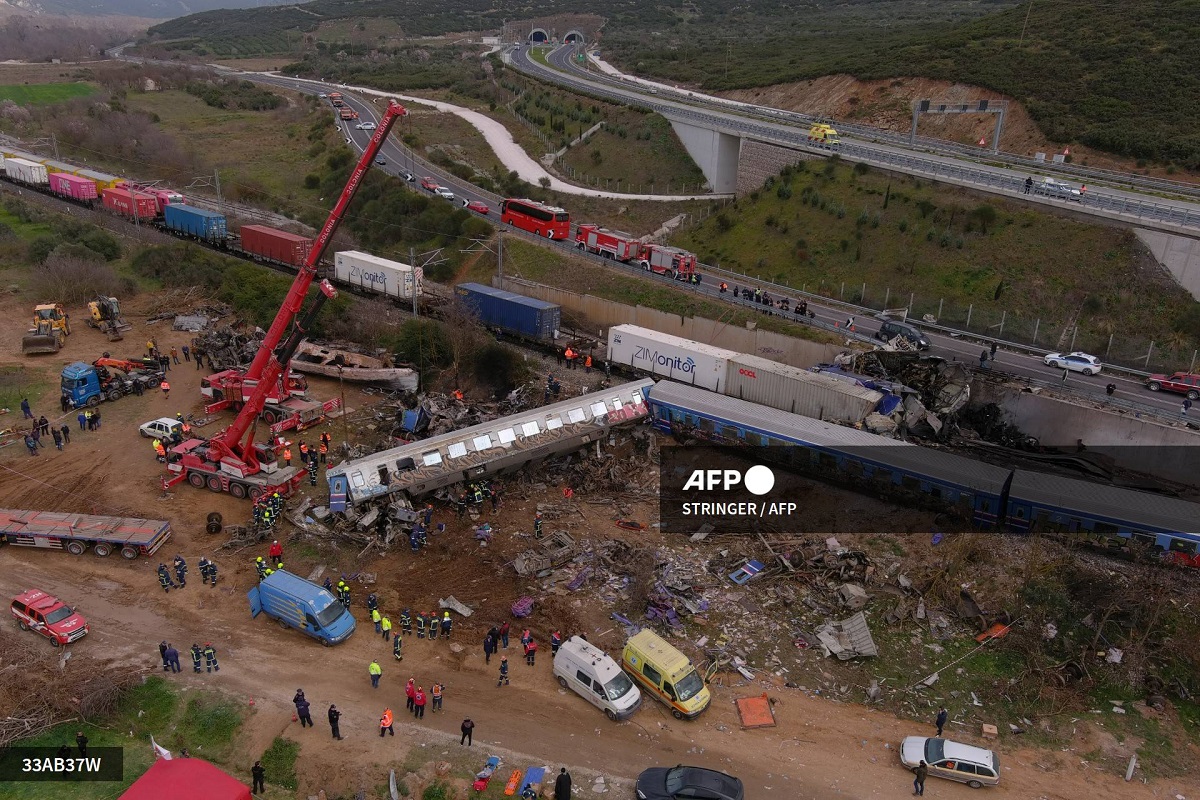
[1004,469,1200,563]
[646,381,1012,529]
[328,379,655,507]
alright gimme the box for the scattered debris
[729,560,766,585]
[438,596,473,617]
[815,612,878,660]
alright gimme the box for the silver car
[900,736,1000,788]
[1033,178,1082,201]
[1044,351,1102,375]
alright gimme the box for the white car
[434,186,456,200]
[1044,351,1102,375]
[1033,178,1083,201]
[356,122,376,130]
[139,417,184,440]
[900,737,999,788]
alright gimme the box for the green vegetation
[672,161,1200,369]
[0,82,94,105]
[260,737,300,791]
[0,365,40,414]
[185,78,284,111]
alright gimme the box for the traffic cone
[248,697,256,706]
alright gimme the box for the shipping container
[48,172,99,202]
[606,324,736,393]
[725,353,883,423]
[163,203,228,242]
[239,224,313,267]
[4,157,49,186]
[102,187,158,219]
[455,283,561,341]
[334,251,422,300]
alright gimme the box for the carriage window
[349,472,365,488]
[631,390,644,404]
[567,407,586,424]
[1168,539,1197,555]
[721,425,739,438]
[472,434,493,452]
[699,417,715,433]
[521,421,540,437]
[1094,522,1118,535]
[875,468,892,484]
[421,450,442,467]
[611,398,623,411]
[901,475,919,490]
[1013,506,1025,519]
[590,402,608,417]
[929,485,942,499]
[818,452,837,469]
[497,428,516,444]
[768,437,787,447]
[447,442,468,459]
[546,415,564,430]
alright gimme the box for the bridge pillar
[667,118,740,194]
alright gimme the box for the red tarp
[120,758,251,800]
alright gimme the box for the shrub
[777,184,792,200]
[32,255,136,304]
[898,219,909,233]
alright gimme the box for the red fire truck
[574,223,640,261]
[574,224,699,280]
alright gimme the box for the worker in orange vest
[584,354,593,373]
[318,441,328,463]
[181,420,191,435]
[453,389,463,401]
[299,441,309,459]
[153,439,166,460]
[283,445,292,467]
[564,347,575,369]
[379,707,394,737]
[161,380,170,400]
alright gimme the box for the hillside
[607,0,1200,169]
[1,0,295,18]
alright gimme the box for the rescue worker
[525,636,538,666]
[255,556,267,579]
[203,643,219,673]
[198,556,212,584]
[190,644,203,673]
[534,512,543,540]
[441,611,452,640]
[381,615,392,641]
[405,678,416,712]
[497,656,510,687]
[283,445,292,467]
[298,441,309,461]
[153,438,166,461]
[520,628,532,650]
[157,563,175,592]
[472,483,484,505]
[393,631,403,661]
[320,431,331,451]
[456,490,468,518]
[269,540,283,561]
[584,354,593,373]
[340,584,351,609]
[401,608,413,636]
[416,612,427,639]
[309,467,317,487]
[719,281,728,293]
[161,379,170,400]
[422,504,434,526]
[368,660,382,688]
[551,630,562,654]
[417,524,428,550]
[380,707,394,737]
[263,567,274,578]
[318,440,328,463]
[366,593,379,613]
[413,686,426,719]
[275,562,284,572]
[372,608,382,634]
[428,610,439,641]
[431,682,443,712]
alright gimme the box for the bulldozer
[21,303,71,355]
[86,296,131,342]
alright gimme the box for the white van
[553,636,642,720]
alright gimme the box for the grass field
[0,83,95,105]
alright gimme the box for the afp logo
[682,465,775,496]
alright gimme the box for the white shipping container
[4,157,49,186]
[607,324,738,393]
[725,354,883,423]
[333,250,423,300]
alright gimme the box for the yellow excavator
[86,296,132,341]
[21,303,71,355]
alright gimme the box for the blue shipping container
[163,204,227,241]
[455,283,561,341]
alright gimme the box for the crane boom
[175,99,407,483]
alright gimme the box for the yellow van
[621,629,710,719]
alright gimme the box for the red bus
[500,198,571,239]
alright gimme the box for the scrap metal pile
[837,350,972,440]
[190,324,266,370]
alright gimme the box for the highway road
[207,74,1200,426]
[508,45,1200,236]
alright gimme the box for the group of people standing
[19,399,78,456]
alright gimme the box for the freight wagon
[102,186,158,219]
[48,172,99,203]
[455,283,561,341]
[606,324,736,393]
[163,203,228,242]
[3,156,49,186]
[334,250,422,300]
[725,353,882,423]
[240,225,313,267]
[0,508,173,559]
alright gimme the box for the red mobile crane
[162,101,408,499]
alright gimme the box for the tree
[971,204,998,234]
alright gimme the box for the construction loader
[86,296,131,341]
[21,304,71,355]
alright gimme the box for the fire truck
[163,101,409,500]
[574,224,699,281]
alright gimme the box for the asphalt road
[241,75,1199,424]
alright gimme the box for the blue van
[248,570,356,645]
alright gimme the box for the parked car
[465,200,490,214]
[635,766,744,800]
[1033,178,1083,201]
[1145,371,1200,399]
[11,589,89,646]
[1044,351,1102,375]
[874,320,931,350]
[435,186,456,200]
[356,122,376,130]
[900,736,1000,789]
[420,176,439,191]
[139,417,184,440]
[400,170,415,182]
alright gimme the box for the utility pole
[497,228,505,284]
[410,246,418,317]
[1019,0,1035,45]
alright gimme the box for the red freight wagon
[102,186,158,219]
[239,224,314,267]
[48,172,99,202]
